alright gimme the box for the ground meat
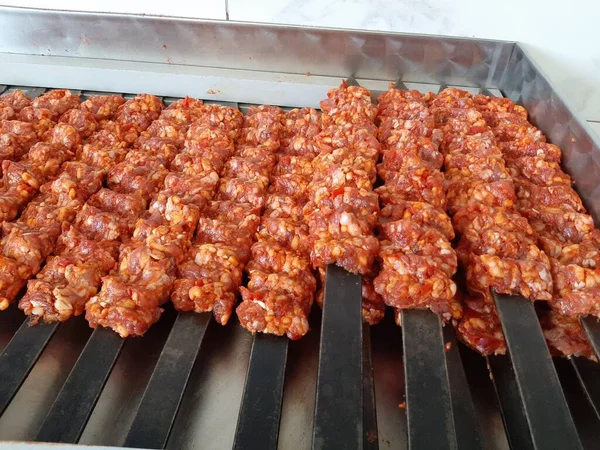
[32,89,81,119]
[515,180,584,212]
[539,308,597,361]
[375,167,447,210]
[216,177,269,207]
[41,161,103,202]
[446,179,515,215]
[106,157,168,201]
[378,201,454,240]
[86,275,164,338]
[195,104,244,140]
[0,120,38,156]
[172,243,244,324]
[457,296,506,356]
[24,143,74,179]
[80,95,126,122]
[59,109,99,139]
[0,255,27,310]
[1,90,32,112]
[1,223,60,279]
[18,107,56,138]
[20,230,116,323]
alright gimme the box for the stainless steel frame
[0,6,599,450]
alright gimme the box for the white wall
[1,0,599,122]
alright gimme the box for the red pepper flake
[398,402,406,409]
[444,342,452,352]
[162,44,167,50]
[331,186,345,198]
[249,291,265,300]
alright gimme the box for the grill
[0,7,600,450]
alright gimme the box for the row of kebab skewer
[0,83,597,362]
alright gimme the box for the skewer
[553,357,600,447]
[571,357,600,420]
[486,355,534,449]
[0,321,59,414]
[313,264,363,450]
[402,310,456,449]
[493,292,582,449]
[443,326,484,449]
[35,328,125,443]
[362,323,379,450]
[470,86,582,447]
[233,335,289,450]
[388,79,458,450]
[123,313,211,449]
[580,316,600,360]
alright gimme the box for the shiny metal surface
[0,7,513,88]
[0,7,597,450]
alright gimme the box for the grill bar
[123,313,210,449]
[443,326,484,449]
[35,329,125,443]
[0,322,58,415]
[233,335,289,450]
[312,264,363,450]
[362,324,378,450]
[572,358,600,420]
[493,292,582,449]
[581,317,600,360]
[402,310,456,450]
[487,355,534,449]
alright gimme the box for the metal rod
[580,316,600,361]
[487,355,534,450]
[479,88,495,97]
[393,80,409,91]
[493,292,582,449]
[571,357,600,420]
[35,328,125,443]
[443,326,484,449]
[402,310,456,450]
[123,313,210,449]
[362,323,379,450]
[0,322,59,415]
[233,334,289,450]
[346,76,360,87]
[313,264,363,450]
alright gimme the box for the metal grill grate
[0,82,599,450]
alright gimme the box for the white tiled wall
[1,0,600,125]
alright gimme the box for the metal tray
[0,6,599,450]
